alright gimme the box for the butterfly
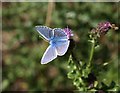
[35,26,70,64]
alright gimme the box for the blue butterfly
[35,26,70,64]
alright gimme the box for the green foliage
[67,55,91,91]
[67,25,119,91]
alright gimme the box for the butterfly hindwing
[36,26,54,41]
[55,40,70,56]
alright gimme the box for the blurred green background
[2,2,119,91]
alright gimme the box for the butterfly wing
[55,40,70,56]
[53,28,70,56]
[41,45,57,64]
[53,28,68,40]
[35,26,54,41]
[36,27,70,64]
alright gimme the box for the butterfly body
[36,26,71,64]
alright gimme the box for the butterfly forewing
[53,28,68,40]
[36,26,54,41]
[41,45,57,64]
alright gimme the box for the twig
[45,0,55,26]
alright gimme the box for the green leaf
[108,81,116,89]
[101,82,109,90]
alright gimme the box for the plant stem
[45,0,55,26]
[71,51,81,71]
[88,39,95,67]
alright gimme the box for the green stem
[88,39,95,67]
[71,51,81,71]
